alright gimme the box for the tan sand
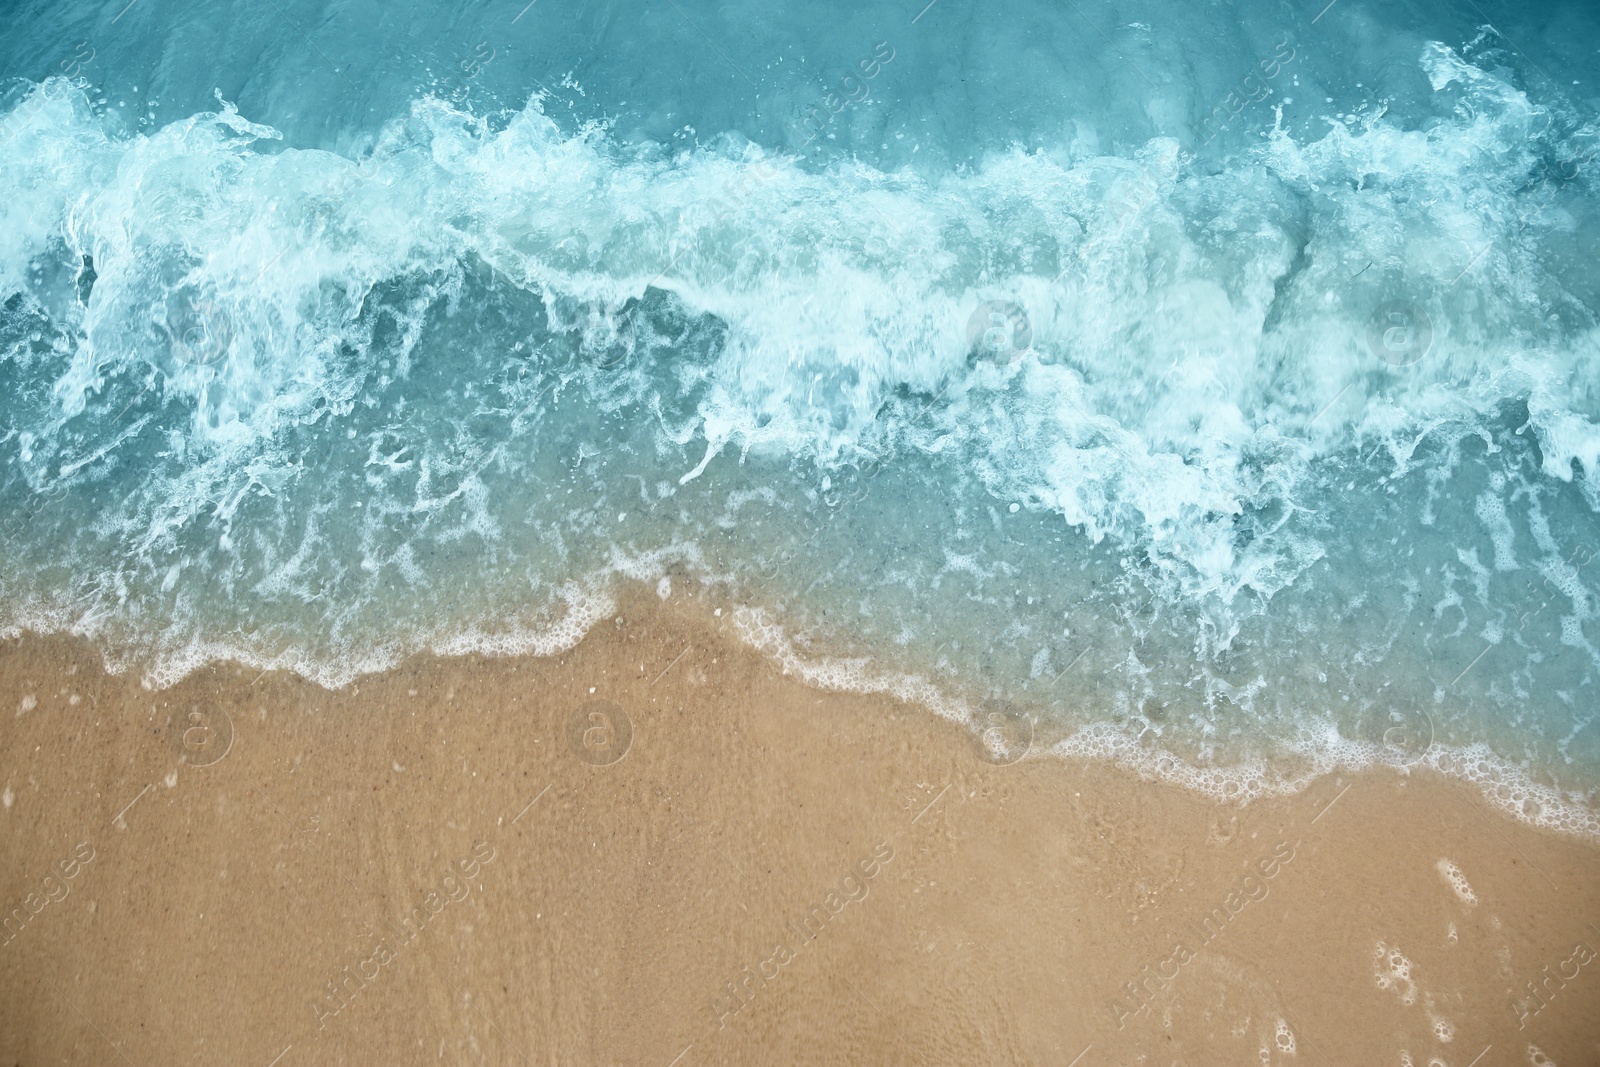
[2,586,1599,1066]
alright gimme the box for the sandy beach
[1,586,1596,1066]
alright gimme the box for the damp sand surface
[2,592,1599,1066]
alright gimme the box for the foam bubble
[1273,1018,1295,1055]
[1434,858,1477,906]
[1425,999,1454,1043]
[1373,941,1418,1006]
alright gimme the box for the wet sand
[3,588,1599,1066]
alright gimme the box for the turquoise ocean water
[2,0,1599,832]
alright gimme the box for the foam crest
[730,605,973,725]
[5,45,1596,605]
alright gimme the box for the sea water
[2,0,1598,832]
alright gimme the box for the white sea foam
[1435,858,1477,906]
[731,604,973,725]
[727,599,1600,840]
[5,51,1594,607]
[2,38,1598,831]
